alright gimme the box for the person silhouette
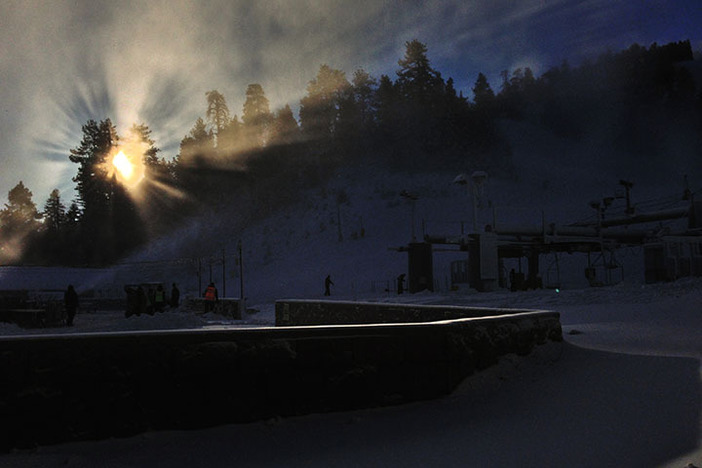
[64,285,79,326]
[170,283,180,308]
[324,275,334,296]
[397,273,406,294]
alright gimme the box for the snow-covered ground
[0,278,701,467]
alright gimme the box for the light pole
[222,247,226,298]
[238,240,245,316]
[400,190,419,242]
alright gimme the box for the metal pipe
[571,207,688,228]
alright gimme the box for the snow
[2,120,702,466]
[0,279,701,467]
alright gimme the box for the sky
[1,0,701,207]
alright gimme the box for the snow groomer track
[0,301,561,451]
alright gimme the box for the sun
[112,150,134,180]
[108,147,145,188]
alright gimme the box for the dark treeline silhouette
[502,40,698,146]
[1,39,699,266]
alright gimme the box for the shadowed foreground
[2,342,699,467]
[0,309,561,452]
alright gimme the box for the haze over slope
[100,108,701,305]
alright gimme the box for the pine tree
[205,90,230,138]
[396,39,444,107]
[270,104,301,145]
[69,119,144,264]
[394,40,448,159]
[110,173,146,257]
[173,117,217,201]
[351,68,378,133]
[242,84,271,126]
[130,123,161,167]
[375,74,397,131]
[31,189,68,265]
[242,84,272,148]
[69,119,118,219]
[299,64,351,139]
[0,181,41,264]
[177,117,215,168]
[62,201,83,263]
[216,116,245,157]
[472,72,495,112]
[43,189,66,232]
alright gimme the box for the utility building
[644,236,702,283]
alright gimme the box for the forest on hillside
[0,39,699,266]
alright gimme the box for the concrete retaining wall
[275,299,553,326]
[0,304,561,451]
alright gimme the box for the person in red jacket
[203,282,218,313]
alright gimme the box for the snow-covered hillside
[4,116,690,308]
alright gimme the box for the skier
[64,284,79,326]
[324,275,334,296]
[397,273,406,294]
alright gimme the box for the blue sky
[1,0,701,205]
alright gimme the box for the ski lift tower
[453,171,488,232]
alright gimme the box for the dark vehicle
[124,282,164,317]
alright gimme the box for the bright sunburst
[107,145,145,189]
[112,150,134,180]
